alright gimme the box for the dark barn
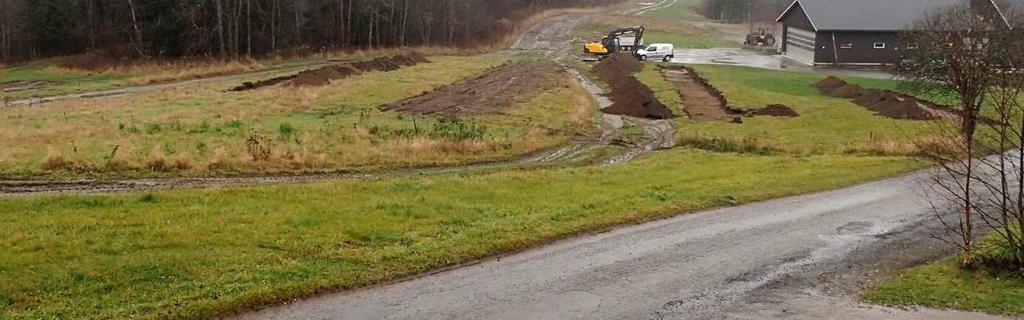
[776,0,1009,66]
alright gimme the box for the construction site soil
[747,104,799,117]
[592,54,675,120]
[380,60,566,117]
[231,53,430,91]
[660,65,796,123]
[815,76,953,121]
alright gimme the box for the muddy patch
[380,60,565,117]
[592,54,675,120]
[814,76,955,121]
[1,80,51,93]
[231,53,430,91]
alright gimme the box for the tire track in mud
[1,11,678,195]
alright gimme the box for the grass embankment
[0,56,595,178]
[635,64,939,156]
[0,148,925,319]
[865,258,1024,316]
[866,230,1024,316]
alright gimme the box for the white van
[636,43,675,62]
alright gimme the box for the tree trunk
[246,0,252,56]
[271,0,277,50]
[294,0,302,44]
[346,0,354,46]
[215,0,226,59]
[401,0,410,46]
[127,0,145,56]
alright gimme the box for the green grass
[635,63,686,117]
[0,60,136,100]
[640,0,709,22]
[646,64,937,155]
[0,148,925,319]
[865,258,1024,316]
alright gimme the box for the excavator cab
[583,26,645,61]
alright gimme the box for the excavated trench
[660,65,798,123]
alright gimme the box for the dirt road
[234,169,1003,320]
[511,11,679,164]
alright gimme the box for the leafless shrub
[902,3,1022,267]
[245,129,272,161]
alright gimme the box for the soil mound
[814,76,940,121]
[814,76,848,93]
[748,104,799,117]
[592,54,643,82]
[380,60,566,117]
[593,53,674,120]
[232,52,430,91]
[601,77,675,119]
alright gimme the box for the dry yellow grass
[0,55,595,178]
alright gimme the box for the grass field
[0,48,482,101]
[0,3,955,318]
[0,58,307,101]
[0,148,925,319]
[633,63,940,156]
[640,0,709,22]
[865,230,1024,316]
[0,56,597,179]
[865,258,1024,316]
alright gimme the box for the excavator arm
[583,26,645,61]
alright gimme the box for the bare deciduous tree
[900,2,1013,267]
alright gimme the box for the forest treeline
[699,0,789,24]
[0,0,620,63]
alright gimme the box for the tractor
[744,28,777,47]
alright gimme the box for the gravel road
[233,169,1002,320]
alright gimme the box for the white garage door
[785,27,816,64]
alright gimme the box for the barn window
[873,42,886,49]
[839,42,853,49]
[906,42,918,50]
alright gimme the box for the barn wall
[779,2,815,53]
[815,31,906,65]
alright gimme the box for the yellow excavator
[583,26,645,61]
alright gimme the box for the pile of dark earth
[815,76,958,121]
[231,52,430,91]
[592,53,675,120]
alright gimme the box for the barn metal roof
[776,0,986,31]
